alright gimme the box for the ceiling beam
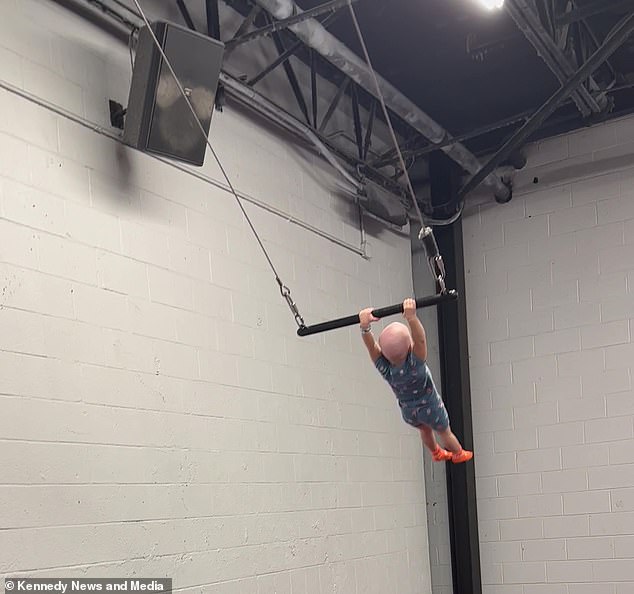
[225,0,356,49]
[458,11,634,199]
[252,0,512,200]
[206,0,221,39]
[556,0,634,26]
[507,0,607,117]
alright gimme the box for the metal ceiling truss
[460,11,634,199]
[59,0,634,217]
[246,0,512,200]
[229,3,418,196]
[443,0,634,202]
[58,0,522,217]
[507,0,611,118]
[225,0,354,49]
[555,0,634,26]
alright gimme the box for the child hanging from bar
[359,298,473,464]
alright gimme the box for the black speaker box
[123,21,224,167]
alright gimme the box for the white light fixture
[474,0,505,9]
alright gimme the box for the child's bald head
[379,322,412,364]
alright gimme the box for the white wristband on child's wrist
[360,325,372,334]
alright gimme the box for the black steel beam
[363,99,376,161]
[225,0,356,49]
[248,38,304,85]
[429,152,481,594]
[556,0,634,26]
[318,77,349,133]
[271,28,311,125]
[230,5,260,42]
[580,19,618,80]
[351,84,364,160]
[373,110,533,168]
[372,135,425,168]
[507,0,603,117]
[311,49,318,128]
[175,0,196,31]
[206,0,220,39]
[459,11,634,199]
[246,10,339,86]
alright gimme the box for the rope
[348,2,450,290]
[346,1,426,231]
[129,0,305,327]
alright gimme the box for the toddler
[359,298,473,463]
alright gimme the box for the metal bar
[318,77,350,133]
[311,49,318,128]
[372,134,426,168]
[270,28,311,126]
[253,0,511,200]
[351,84,364,160]
[375,109,533,167]
[226,0,356,49]
[363,98,377,160]
[230,5,260,41]
[227,72,401,194]
[556,0,634,25]
[247,10,339,86]
[580,18,618,80]
[206,0,220,39]
[220,72,362,191]
[296,291,458,337]
[507,0,603,116]
[175,0,196,31]
[248,38,303,85]
[458,12,634,199]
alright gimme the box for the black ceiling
[70,0,634,200]
[296,0,634,154]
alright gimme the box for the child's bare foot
[451,449,473,464]
[432,446,453,462]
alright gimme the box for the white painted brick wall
[465,114,634,593]
[0,1,432,592]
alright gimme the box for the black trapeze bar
[296,290,458,337]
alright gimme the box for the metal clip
[279,281,306,328]
[429,255,447,294]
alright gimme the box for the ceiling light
[474,0,505,9]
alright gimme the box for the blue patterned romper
[375,351,449,431]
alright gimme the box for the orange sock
[431,446,453,462]
[451,449,474,464]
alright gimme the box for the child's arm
[403,298,428,361]
[359,307,381,362]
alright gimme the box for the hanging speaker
[123,21,224,167]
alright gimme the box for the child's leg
[436,426,473,463]
[419,425,452,462]
[436,427,463,453]
[419,425,438,452]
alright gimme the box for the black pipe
[296,290,458,336]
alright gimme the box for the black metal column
[206,0,220,39]
[429,151,481,594]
